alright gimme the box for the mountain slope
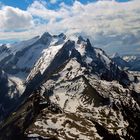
[24,36,131,98]
[0,69,25,121]
[0,32,66,79]
[0,33,140,140]
[0,32,67,121]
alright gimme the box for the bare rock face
[0,33,140,140]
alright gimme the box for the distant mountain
[111,53,130,69]
[123,54,140,71]
[112,53,140,71]
[0,33,140,140]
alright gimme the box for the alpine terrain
[112,53,140,71]
[0,32,140,140]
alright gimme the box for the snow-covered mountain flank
[0,32,140,140]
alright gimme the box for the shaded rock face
[0,69,24,121]
[0,69,9,120]
[0,33,140,140]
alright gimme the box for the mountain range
[0,32,140,140]
[112,53,140,71]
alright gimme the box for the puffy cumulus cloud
[27,0,70,22]
[0,6,34,31]
[0,0,140,54]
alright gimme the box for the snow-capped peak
[77,36,86,44]
[57,33,66,39]
[111,52,120,58]
[123,55,137,62]
[37,32,52,45]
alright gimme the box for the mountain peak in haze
[112,52,120,58]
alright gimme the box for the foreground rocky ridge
[0,33,140,140]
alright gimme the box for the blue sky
[0,0,139,54]
[0,0,130,10]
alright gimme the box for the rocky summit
[0,32,140,140]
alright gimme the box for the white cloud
[27,0,69,22]
[27,0,140,34]
[0,0,140,54]
[50,0,57,4]
[0,6,34,31]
